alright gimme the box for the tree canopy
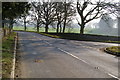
[2,2,30,20]
[2,2,31,36]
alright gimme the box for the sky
[2,0,118,29]
[24,0,119,28]
[1,0,118,36]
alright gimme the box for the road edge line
[11,33,18,79]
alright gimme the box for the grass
[39,33,119,43]
[39,32,61,38]
[105,40,120,43]
[106,46,120,54]
[14,25,119,44]
[2,32,16,78]
[13,26,92,33]
[13,26,119,37]
[14,30,120,44]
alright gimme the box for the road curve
[16,31,118,79]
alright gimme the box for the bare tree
[102,2,120,17]
[77,0,103,34]
[63,1,76,33]
[31,1,56,33]
[54,2,64,33]
[41,1,56,33]
[22,3,31,31]
[31,2,43,32]
[53,2,76,33]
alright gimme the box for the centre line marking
[32,34,119,79]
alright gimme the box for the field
[13,26,92,34]
[13,26,119,37]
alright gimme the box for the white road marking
[44,41,52,45]
[108,73,119,80]
[58,47,119,80]
[57,47,89,64]
[32,34,119,79]
[11,35,17,79]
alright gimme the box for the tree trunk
[60,23,62,33]
[2,22,6,37]
[45,24,48,33]
[118,17,120,36]
[63,19,66,33]
[9,19,14,34]
[63,2,67,33]
[56,23,59,33]
[23,16,27,31]
[37,23,39,32]
[80,25,85,35]
[2,22,4,28]
[24,23,27,31]
[37,26,39,32]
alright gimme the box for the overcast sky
[1,0,120,2]
[2,0,118,29]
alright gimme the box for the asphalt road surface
[16,31,119,79]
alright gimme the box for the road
[16,31,118,79]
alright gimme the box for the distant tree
[62,1,76,33]
[42,2,56,33]
[31,1,76,33]
[101,1,120,36]
[54,2,64,33]
[102,1,120,30]
[20,3,31,31]
[31,2,43,32]
[76,0,103,34]
[32,1,56,33]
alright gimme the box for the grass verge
[40,33,119,44]
[39,32,61,38]
[14,30,120,44]
[105,46,120,56]
[2,32,16,78]
[14,30,61,38]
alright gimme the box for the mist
[86,14,119,37]
[14,13,119,37]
